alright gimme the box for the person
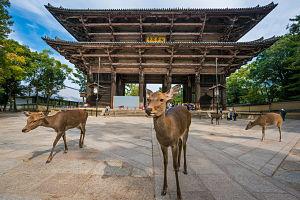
[105,105,110,116]
[219,108,223,120]
[229,108,233,120]
[280,108,287,121]
[233,109,238,121]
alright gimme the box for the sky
[7,0,300,91]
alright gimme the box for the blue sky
[8,0,300,91]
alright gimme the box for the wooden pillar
[139,69,144,109]
[195,73,201,110]
[187,76,192,103]
[111,69,116,108]
[183,83,188,103]
[212,88,215,110]
[223,75,227,109]
[121,82,125,96]
[162,75,167,92]
[166,74,172,91]
[117,76,123,96]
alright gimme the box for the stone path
[0,113,299,199]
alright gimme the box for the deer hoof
[161,191,167,196]
[64,150,68,153]
[183,171,188,175]
[46,159,51,163]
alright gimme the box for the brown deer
[210,113,222,125]
[22,110,88,163]
[245,113,283,142]
[146,85,191,200]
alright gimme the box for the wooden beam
[88,32,213,36]
[80,16,91,41]
[108,15,116,42]
[221,16,238,41]
[84,22,204,27]
[72,54,253,59]
[197,14,207,42]
[139,15,143,42]
[170,14,174,42]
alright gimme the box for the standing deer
[146,85,191,200]
[210,113,222,125]
[22,110,88,163]
[245,113,283,142]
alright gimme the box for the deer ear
[146,89,153,97]
[165,85,181,100]
[24,111,31,117]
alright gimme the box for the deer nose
[22,128,26,133]
[145,108,152,115]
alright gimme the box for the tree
[70,67,87,93]
[36,50,72,112]
[0,0,13,39]
[125,83,139,96]
[226,15,300,104]
[0,39,27,111]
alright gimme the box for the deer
[245,113,283,142]
[210,113,222,125]
[146,85,191,200]
[22,109,88,163]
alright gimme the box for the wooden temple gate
[43,3,278,109]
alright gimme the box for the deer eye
[160,99,164,102]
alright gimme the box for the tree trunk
[46,90,51,113]
[9,89,13,111]
[13,94,17,112]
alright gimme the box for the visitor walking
[105,105,110,116]
[233,109,238,121]
[280,108,287,121]
[219,108,223,120]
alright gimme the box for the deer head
[22,111,48,133]
[245,121,254,130]
[145,85,181,117]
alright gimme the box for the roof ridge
[45,2,277,12]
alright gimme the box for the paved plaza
[0,113,299,200]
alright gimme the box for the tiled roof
[45,2,277,13]
[42,36,279,46]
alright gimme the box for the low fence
[227,101,300,113]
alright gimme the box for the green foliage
[0,0,13,39]
[0,39,72,111]
[171,86,183,105]
[226,15,300,105]
[0,39,28,110]
[125,83,139,96]
[70,67,87,93]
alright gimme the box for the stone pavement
[0,113,299,200]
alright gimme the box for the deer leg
[178,138,182,169]
[211,118,213,124]
[183,131,188,174]
[79,124,85,148]
[278,125,282,142]
[161,145,168,196]
[171,145,182,200]
[261,126,266,142]
[47,132,63,163]
[62,132,68,153]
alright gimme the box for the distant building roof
[18,86,82,103]
[55,86,82,102]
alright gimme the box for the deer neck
[41,116,55,129]
[153,112,170,137]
